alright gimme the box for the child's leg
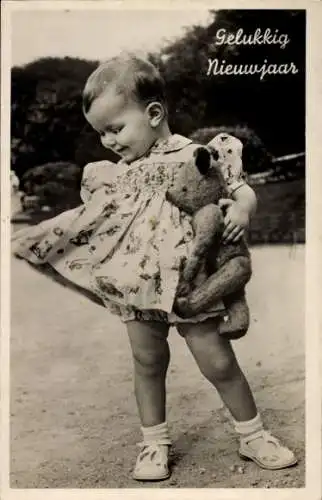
[177,318,257,420]
[176,319,297,469]
[126,320,172,481]
[126,320,170,427]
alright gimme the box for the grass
[248,179,305,245]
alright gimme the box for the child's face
[85,87,159,163]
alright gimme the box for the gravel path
[10,244,305,488]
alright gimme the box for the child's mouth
[114,146,127,155]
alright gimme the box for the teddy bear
[166,138,252,340]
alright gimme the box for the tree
[156,10,305,157]
[11,11,305,180]
[11,57,116,179]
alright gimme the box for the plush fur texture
[166,145,252,339]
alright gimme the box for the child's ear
[194,147,211,175]
[146,102,165,127]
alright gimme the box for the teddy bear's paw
[173,296,196,318]
[176,280,192,298]
[218,318,248,340]
[218,299,250,339]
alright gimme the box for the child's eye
[99,126,122,136]
[112,126,123,133]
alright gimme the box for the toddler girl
[12,54,297,481]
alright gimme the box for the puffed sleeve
[207,133,246,195]
[80,160,117,203]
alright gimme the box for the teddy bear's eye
[211,149,219,161]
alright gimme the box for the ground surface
[10,244,305,489]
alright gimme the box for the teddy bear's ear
[194,147,211,175]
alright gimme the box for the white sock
[232,413,264,441]
[141,421,172,446]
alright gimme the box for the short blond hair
[83,53,167,114]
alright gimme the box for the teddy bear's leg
[173,255,251,318]
[183,204,224,281]
[176,204,224,297]
[219,290,250,340]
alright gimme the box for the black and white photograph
[1,1,321,497]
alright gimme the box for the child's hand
[218,199,250,243]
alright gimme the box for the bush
[21,161,82,211]
[190,125,273,175]
[11,57,120,178]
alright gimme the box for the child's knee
[214,354,237,381]
[131,343,169,377]
[127,320,170,376]
[202,353,237,383]
[178,320,238,382]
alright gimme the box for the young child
[12,54,297,481]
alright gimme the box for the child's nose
[101,133,116,148]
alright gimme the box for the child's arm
[80,160,117,204]
[219,184,257,243]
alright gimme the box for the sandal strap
[137,438,171,448]
[243,430,287,461]
[136,442,169,463]
[243,429,279,445]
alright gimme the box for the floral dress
[12,133,246,324]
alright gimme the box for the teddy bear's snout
[210,148,219,162]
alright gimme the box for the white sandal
[132,442,170,481]
[239,430,298,470]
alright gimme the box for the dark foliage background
[157,9,305,156]
[11,9,305,243]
